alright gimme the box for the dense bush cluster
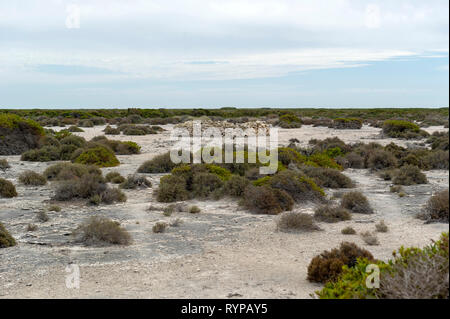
[382,120,429,139]
[331,118,363,129]
[0,114,44,155]
[278,113,302,128]
[307,242,375,283]
[315,232,449,299]
[44,162,127,205]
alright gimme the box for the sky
[0,0,448,109]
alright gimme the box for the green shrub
[105,171,126,184]
[307,242,375,283]
[60,135,86,148]
[341,191,373,214]
[48,205,61,212]
[276,212,321,232]
[0,114,44,155]
[189,205,201,214]
[138,152,177,173]
[19,170,47,186]
[269,170,325,203]
[242,185,283,215]
[157,175,189,202]
[44,162,98,181]
[192,172,224,198]
[79,119,94,127]
[0,159,10,170]
[382,120,429,139]
[73,146,120,167]
[104,125,121,135]
[116,141,141,155]
[68,125,84,132]
[338,152,364,169]
[423,150,449,170]
[73,216,131,245]
[341,227,356,235]
[392,165,427,185]
[279,113,302,128]
[367,149,398,170]
[419,189,449,223]
[332,118,363,129]
[119,174,152,189]
[21,146,61,162]
[300,166,355,188]
[314,205,351,223]
[224,175,249,197]
[315,232,448,299]
[0,222,16,248]
[0,178,17,198]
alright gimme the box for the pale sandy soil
[0,124,448,299]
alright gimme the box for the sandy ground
[0,124,448,299]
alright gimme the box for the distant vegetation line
[0,107,448,121]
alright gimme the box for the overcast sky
[0,0,448,108]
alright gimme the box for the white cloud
[0,0,448,82]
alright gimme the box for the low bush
[48,205,61,212]
[104,125,121,135]
[44,162,100,181]
[392,165,427,185]
[423,150,449,170]
[340,191,373,214]
[375,220,389,233]
[68,125,84,132]
[105,171,126,184]
[73,216,132,245]
[36,211,49,222]
[276,212,321,232]
[73,146,120,167]
[0,223,16,248]
[21,146,61,162]
[27,224,38,232]
[341,227,356,235]
[242,185,283,215]
[152,222,168,233]
[192,172,224,198]
[300,166,355,189]
[18,170,47,186]
[224,175,249,197]
[331,118,362,129]
[269,170,325,203]
[189,205,201,214]
[419,189,449,223]
[382,120,429,139]
[315,232,448,299]
[307,242,374,283]
[390,185,403,193]
[0,178,17,198]
[338,152,364,169]
[138,152,177,173]
[0,159,10,170]
[367,149,398,170]
[314,205,351,223]
[360,231,379,245]
[119,174,152,189]
[78,119,94,127]
[156,175,189,202]
[278,113,302,128]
